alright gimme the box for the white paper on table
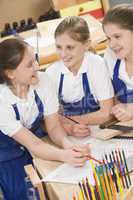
[69,125,133,159]
[43,125,133,184]
[43,160,95,185]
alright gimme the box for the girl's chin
[114,50,125,59]
[115,53,125,59]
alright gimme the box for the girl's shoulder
[0,84,14,104]
[85,52,107,73]
[85,51,105,64]
[104,48,118,64]
[33,72,56,95]
[45,60,63,75]
[104,48,119,77]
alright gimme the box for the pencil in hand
[86,155,103,165]
[65,116,79,124]
[73,147,103,165]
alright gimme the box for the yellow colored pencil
[102,166,112,200]
[90,185,96,200]
[107,169,117,200]
[114,166,124,198]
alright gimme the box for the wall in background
[109,0,133,7]
[0,0,51,30]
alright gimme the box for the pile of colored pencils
[72,149,132,200]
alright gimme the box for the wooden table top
[33,134,133,200]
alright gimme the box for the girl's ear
[85,39,91,51]
[85,39,96,53]
[5,69,15,80]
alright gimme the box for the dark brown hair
[55,16,90,43]
[0,38,28,85]
[103,4,133,31]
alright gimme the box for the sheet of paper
[69,125,133,159]
[43,125,133,184]
[43,160,95,185]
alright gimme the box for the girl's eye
[56,45,61,50]
[115,35,120,39]
[107,36,111,41]
[67,46,74,50]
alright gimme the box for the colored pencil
[86,177,92,200]
[96,166,105,200]
[103,158,117,200]
[109,154,119,193]
[122,150,132,186]
[115,150,125,189]
[65,116,79,124]
[118,149,129,189]
[114,166,124,198]
[87,156,103,165]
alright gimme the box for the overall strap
[30,90,45,137]
[113,59,121,79]
[34,90,44,114]
[12,104,20,120]
[58,73,64,98]
[82,72,91,94]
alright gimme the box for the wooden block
[24,164,46,200]
[93,128,122,140]
[93,120,133,140]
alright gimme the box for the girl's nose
[109,39,116,49]
[60,48,68,58]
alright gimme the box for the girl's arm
[12,113,90,166]
[70,98,114,125]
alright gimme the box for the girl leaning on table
[103,4,133,122]
[46,16,114,137]
[0,38,90,200]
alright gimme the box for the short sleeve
[0,105,22,137]
[104,48,117,79]
[91,55,114,101]
[35,72,59,116]
[45,61,61,95]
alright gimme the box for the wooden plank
[24,164,46,200]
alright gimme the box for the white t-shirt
[104,48,133,90]
[46,52,114,103]
[0,72,59,137]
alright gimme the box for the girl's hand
[59,115,91,137]
[61,143,90,167]
[111,103,133,121]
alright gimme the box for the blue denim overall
[0,90,46,200]
[58,73,100,116]
[112,59,133,103]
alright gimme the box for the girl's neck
[125,55,133,77]
[68,59,83,75]
[10,84,29,99]
[125,53,133,65]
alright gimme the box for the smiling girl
[0,38,90,199]
[103,4,133,121]
[46,16,114,137]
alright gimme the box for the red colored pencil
[87,155,103,165]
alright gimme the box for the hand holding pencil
[61,143,91,167]
[59,115,91,137]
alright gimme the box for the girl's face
[55,33,88,71]
[104,23,133,60]
[8,46,39,87]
